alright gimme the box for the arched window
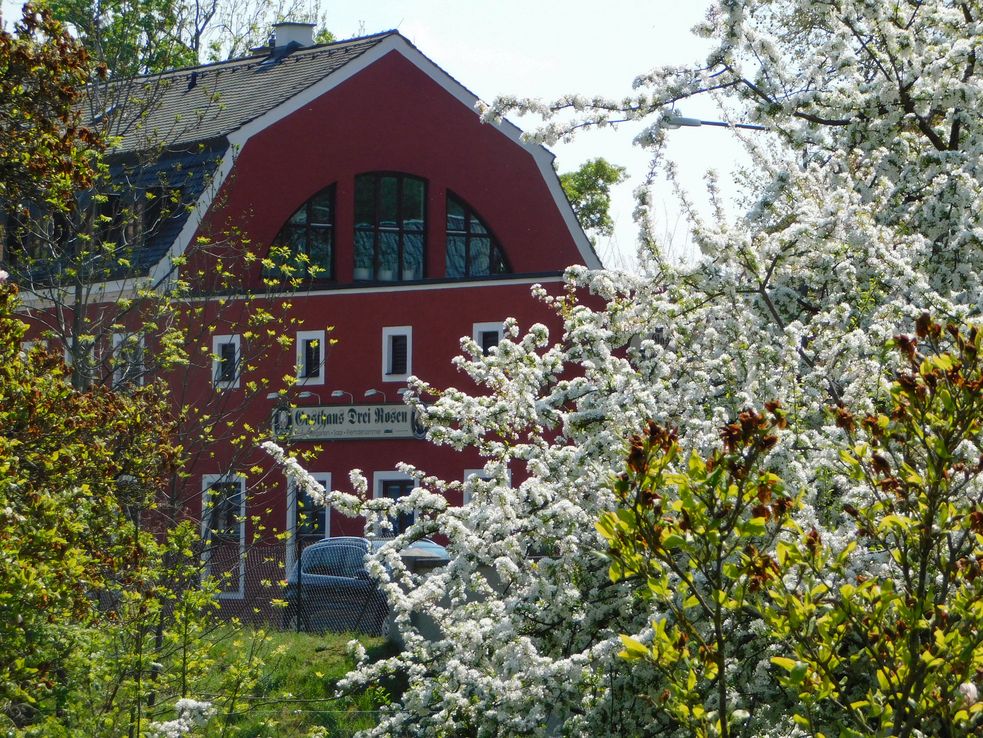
[354,173,426,281]
[269,185,335,281]
[445,194,509,278]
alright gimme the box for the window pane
[479,330,499,354]
[446,197,466,231]
[308,228,332,274]
[218,342,237,382]
[402,178,425,229]
[271,186,335,281]
[208,482,241,540]
[354,176,375,227]
[470,237,491,276]
[288,205,308,225]
[446,235,466,278]
[444,195,509,279]
[303,339,320,378]
[491,245,508,274]
[379,176,398,225]
[402,232,423,280]
[388,335,407,375]
[296,484,326,536]
[382,480,414,535]
[354,229,375,271]
[310,191,333,225]
[377,230,398,278]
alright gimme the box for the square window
[212,334,241,388]
[473,322,504,356]
[112,333,144,388]
[295,330,325,384]
[382,326,412,382]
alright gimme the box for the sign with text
[271,403,425,441]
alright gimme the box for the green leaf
[618,635,650,661]
[771,656,798,672]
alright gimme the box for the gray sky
[3,0,745,268]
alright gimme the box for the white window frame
[381,326,412,383]
[212,334,241,389]
[200,474,247,599]
[463,467,512,505]
[295,329,326,385]
[112,332,144,387]
[472,321,504,355]
[373,470,416,534]
[285,472,331,575]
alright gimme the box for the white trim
[187,275,564,303]
[472,321,504,354]
[285,472,331,575]
[373,470,416,535]
[382,325,412,383]
[295,329,326,385]
[211,333,241,389]
[200,473,247,599]
[17,275,156,310]
[112,332,145,387]
[147,33,600,281]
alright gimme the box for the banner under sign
[271,403,426,441]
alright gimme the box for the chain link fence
[206,539,395,637]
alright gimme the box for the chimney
[273,21,316,48]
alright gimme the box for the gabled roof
[84,30,601,283]
[98,32,395,152]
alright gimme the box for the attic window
[354,173,426,281]
[445,194,509,278]
[268,185,335,281]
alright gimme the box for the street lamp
[330,389,353,403]
[298,390,321,402]
[364,388,387,403]
[665,115,766,131]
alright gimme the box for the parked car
[283,536,448,636]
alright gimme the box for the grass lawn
[204,628,398,737]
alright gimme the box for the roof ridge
[110,30,399,84]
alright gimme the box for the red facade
[17,34,596,606]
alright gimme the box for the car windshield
[302,543,366,578]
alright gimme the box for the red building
[7,24,597,607]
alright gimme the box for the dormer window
[354,173,425,281]
[446,194,509,278]
[269,185,335,281]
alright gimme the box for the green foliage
[558,157,626,242]
[601,316,983,737]
[765,315,983,737]
[598,407,795,738]
[0,278,175,722]
[0,3,102,211]
[48,0,197,77]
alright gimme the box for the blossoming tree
[269,1,983,734]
